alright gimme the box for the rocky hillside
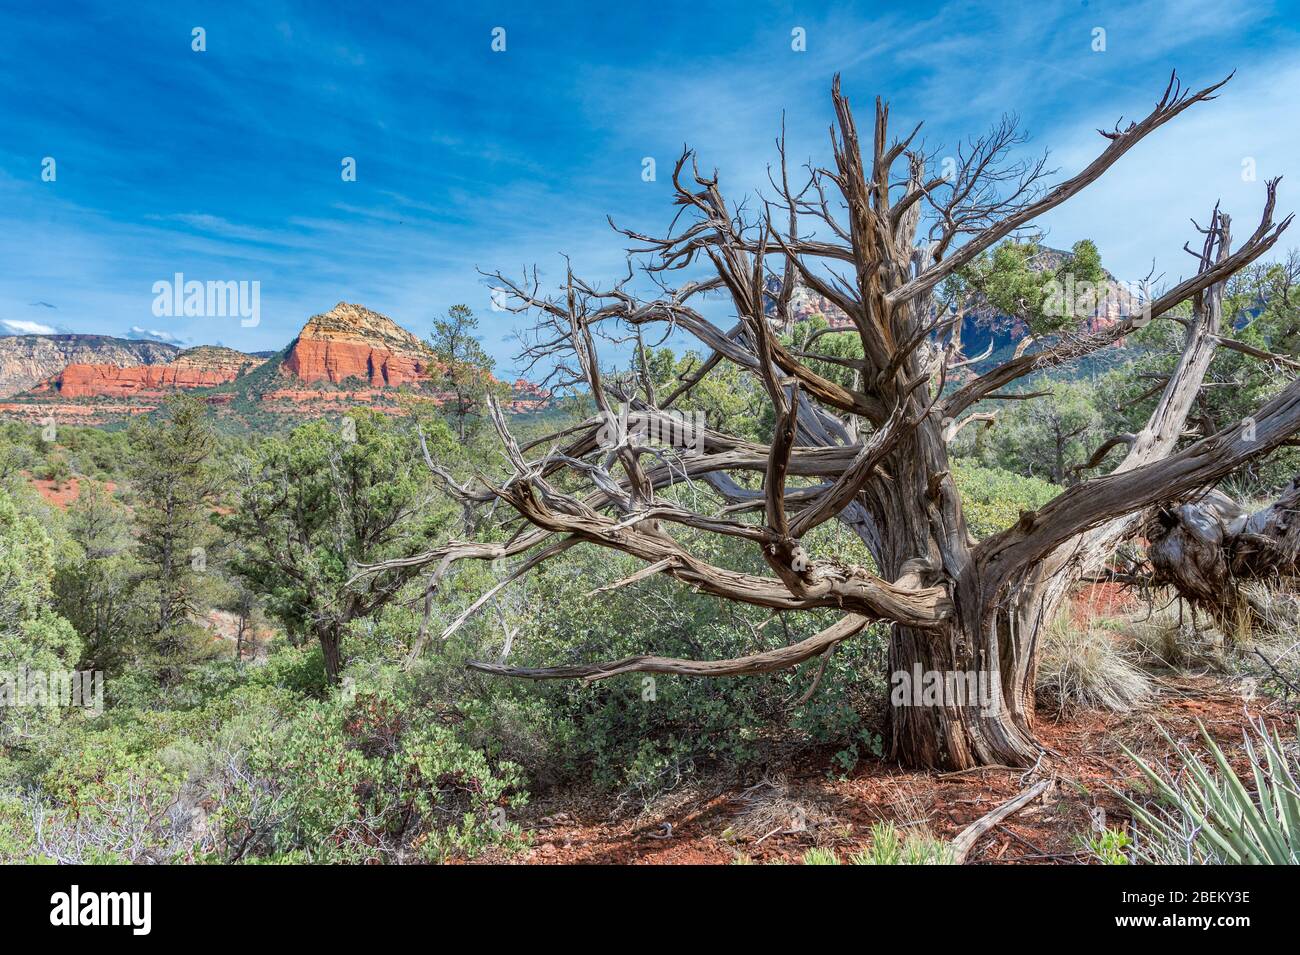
[762,245,1142,371]
[0,334,179,398]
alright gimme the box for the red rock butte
[280,302,438,387]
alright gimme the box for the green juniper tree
[52,481,147,672]
[223,410,455,685]
[0,487,80,744]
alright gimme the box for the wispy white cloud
[2,319,57,335]
[152,214,291,246]
[127,325,185,344]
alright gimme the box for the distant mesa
[0,303,551,425]
[509,378,551,412]
[31,346,266,399]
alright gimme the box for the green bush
[952,463,1062,540]
[1085,827,1133,865]
[226,683,528,863]
[0,643,526,864]
[445,534,891,805]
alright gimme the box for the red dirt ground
[1069,581,1137,627]
[29,475,117,508]
[482,674,1280,865]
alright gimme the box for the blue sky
[2,0,1298,376]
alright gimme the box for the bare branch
[893,72,1234,305]
[1069,433,1137,477]
[468,613,870,681]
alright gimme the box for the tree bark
[318,625,343,685]
[886,618,1040,768]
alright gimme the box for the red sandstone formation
[280,303,438,387]
[280,339,431,386]
[0,304,552,424]
[38,363,233,398]
[0,401,155,424]
[30,346,263,399]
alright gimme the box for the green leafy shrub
[4,729,188,863]
[1085,827,1133,865]
[451,537,890,805]
[229,684,527,863]
[952,463,1061,539]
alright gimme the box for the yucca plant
[849,822,957,865]
[1117,718,1300,864]
[801,847,842,865]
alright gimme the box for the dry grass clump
[1112,591,1300,699]
[1037,615,1153,715]
[1236,581,1300,640]
[1120,600,1229,672]
[1237,625,1300,703]
[724,774,840,844]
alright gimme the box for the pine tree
[429,305,499,440]
[128,394,219,673]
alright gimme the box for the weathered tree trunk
[863,422,1043,768]
[318,625,343,685]
[236,605,248,663]
[887,616,1040,768]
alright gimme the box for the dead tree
[1076,210,1300,635]
[365,73,1295,769]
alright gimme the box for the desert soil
[482,671,1277,865]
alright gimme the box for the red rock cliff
[33,346,264,398]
